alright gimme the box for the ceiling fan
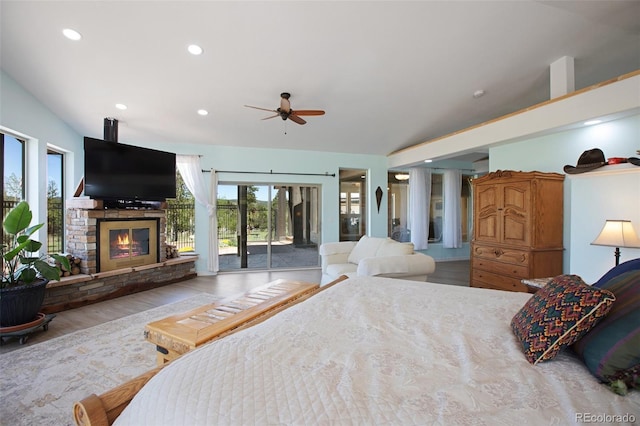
[244,92,325,125]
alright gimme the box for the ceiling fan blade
[288,114,306,125]
[280,97,291,113]
[261,114,279,120]
[293,110,325,116]
[245,105,277,113]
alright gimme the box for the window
[339,169,367,241]
[47,150,64,252]
[165,171,196,250]
[2,133,25,217]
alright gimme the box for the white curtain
[409,167,432,250]
[176,155,219,273]
[443,169,462,248]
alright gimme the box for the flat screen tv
[84,137,176,202]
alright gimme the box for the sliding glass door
[217,183,320,271]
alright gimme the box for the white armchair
[319,236,436,285]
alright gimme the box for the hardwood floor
[428,260,470,287]
[0,261,470,353]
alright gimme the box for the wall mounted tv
[84,137,176,202]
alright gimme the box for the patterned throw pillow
[511,274,616,365]
[572,270,640,390]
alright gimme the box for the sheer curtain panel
[176,155,219,272]
[409,168,432,250]
[443,169,462,248]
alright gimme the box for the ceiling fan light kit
[245,92,325,126]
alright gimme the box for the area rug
[0,294,221,426]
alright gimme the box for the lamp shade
[591,220,640,248]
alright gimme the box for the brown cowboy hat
[564,148,607,174]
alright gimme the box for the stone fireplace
[44,198,197,313]
[65,199,167,275]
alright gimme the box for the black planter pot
[0,278,49,327]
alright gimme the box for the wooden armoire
[470,170,564,292]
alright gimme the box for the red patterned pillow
[511,275,616,364]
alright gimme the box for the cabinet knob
[493,248,503,257]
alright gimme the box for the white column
[550,56,575,98]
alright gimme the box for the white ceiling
[1,1,639,161]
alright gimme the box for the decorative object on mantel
[563,148,607,174]
[591,220,640,266]
[0,201,70,327]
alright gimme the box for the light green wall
[146,142,390,272]
[1,70,83,238]
[489,115,640,174]
[489,114,640,281]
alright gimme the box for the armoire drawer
[471,269,529,293]
[472,244,529,266]
[472,257,528,279]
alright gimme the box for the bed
[75,275,639,425]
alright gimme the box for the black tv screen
[84,137,176,201]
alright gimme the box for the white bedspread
[115,277,640,425]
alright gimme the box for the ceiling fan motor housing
[277,108,290,120]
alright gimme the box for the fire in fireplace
[109,228,150,259]
[98,219,159,272]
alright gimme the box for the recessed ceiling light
[188,44,204,55]
[62,28,82,41]
[424,159,433,163]
[473,89,486,99]
[197,109,208,116]
[115,103,127,110]
[584,120,602,126]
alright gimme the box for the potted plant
[1,201,70,327]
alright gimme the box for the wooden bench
[144,279,319,365]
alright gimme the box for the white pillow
[347,236,386,264]
[377,239,414,257]
[357,255,410,276]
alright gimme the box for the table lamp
[591,220,640,266]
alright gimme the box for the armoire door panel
[502,216,528,245]
[502,183,529,211]
[477,215,498,241]
[476,186,497,211]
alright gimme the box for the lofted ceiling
[1,1,639,162]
